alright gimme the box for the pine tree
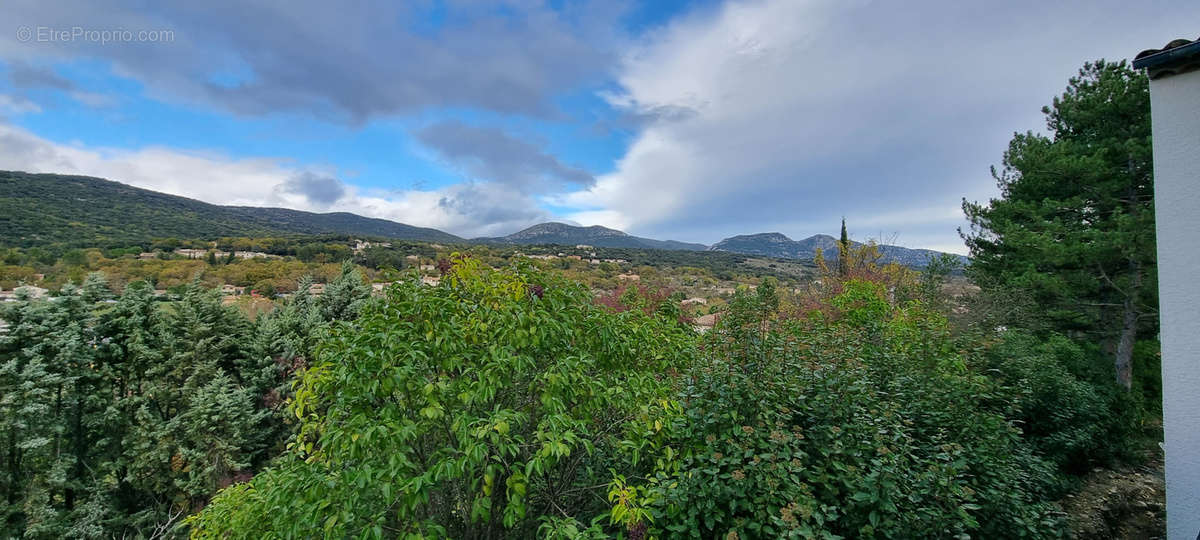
[962,60,1155,389]
[318,261,372,322]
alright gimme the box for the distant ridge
[0,170,965,266]
[710,232,967,268]
[0,171,462,246]
[476,222,706,251]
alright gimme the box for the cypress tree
[837,218,849,278]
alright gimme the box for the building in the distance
[1133,35,1200,540]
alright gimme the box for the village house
[420,275,441,286]
[566,255,582,261]
[1133,35,1200,538]
[234,251,277,259]
[419,264,436,271]
[616,273,640,281]
[308,283,326,296]
[220,284,246,295]
[693,313,721,333]
[175,248,209,259]
[371,281,402,295]
[575,244,593,250]
[354,240,392,252]
[138,252,158,260]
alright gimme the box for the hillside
[710,232,967,267]
[477,222,707,251]
[2,171,960,265]
[0,171,462,246]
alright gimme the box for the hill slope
[477,222,706,251]
[710,232,967,267]
[0,171,462,246]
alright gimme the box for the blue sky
[1,0,1197,252]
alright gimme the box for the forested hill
[0,171,463,246]
[1,171,959,264]
[476,222,707,251]
[710,232,969,268]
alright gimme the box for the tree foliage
[629,281,1064,538]
[962,60,1156,389]
[0,267,369,538]
[187,258,696,538]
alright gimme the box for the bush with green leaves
[631,280,1064,539]
[186,257,696,538]
[976,332,1141,477]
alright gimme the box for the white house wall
[1149,67,1200,540]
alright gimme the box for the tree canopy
[962,60,1156,389]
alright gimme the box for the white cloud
[0,94,41,114]
[0,122,550,238]
[561,0,1200,251]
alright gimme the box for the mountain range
[0,170,965,266]
[477,222,707,251]
[710,232,968,267]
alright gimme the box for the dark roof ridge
[1133,36,1200,79]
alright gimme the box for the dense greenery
[638,280,1064,538]
[187,258,696,538]
[962,60,1156,389]
[0,265,371,537]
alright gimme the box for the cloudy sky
[1,1,1196,252]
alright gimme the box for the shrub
[187,258,695,538]
[978,332,1141,476]
[638,281,1064,539]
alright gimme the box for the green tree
[641,280,1062,538]
[0,284,100,537]
[837,217,850,278]
[317,261,372,322]
[62,249,88,267]
[187,258,694,538]
[962,60,1155,389]
[0,277,284,537]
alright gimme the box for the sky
[0,1,1196,253]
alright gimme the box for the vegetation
[640,280,1063,538]
[188,258,696,538]
[0,267,371,537]
[0,60,1164,538]
[963,60,1156,390]
[0,171,460,248]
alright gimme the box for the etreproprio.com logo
[16,25,175,44]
